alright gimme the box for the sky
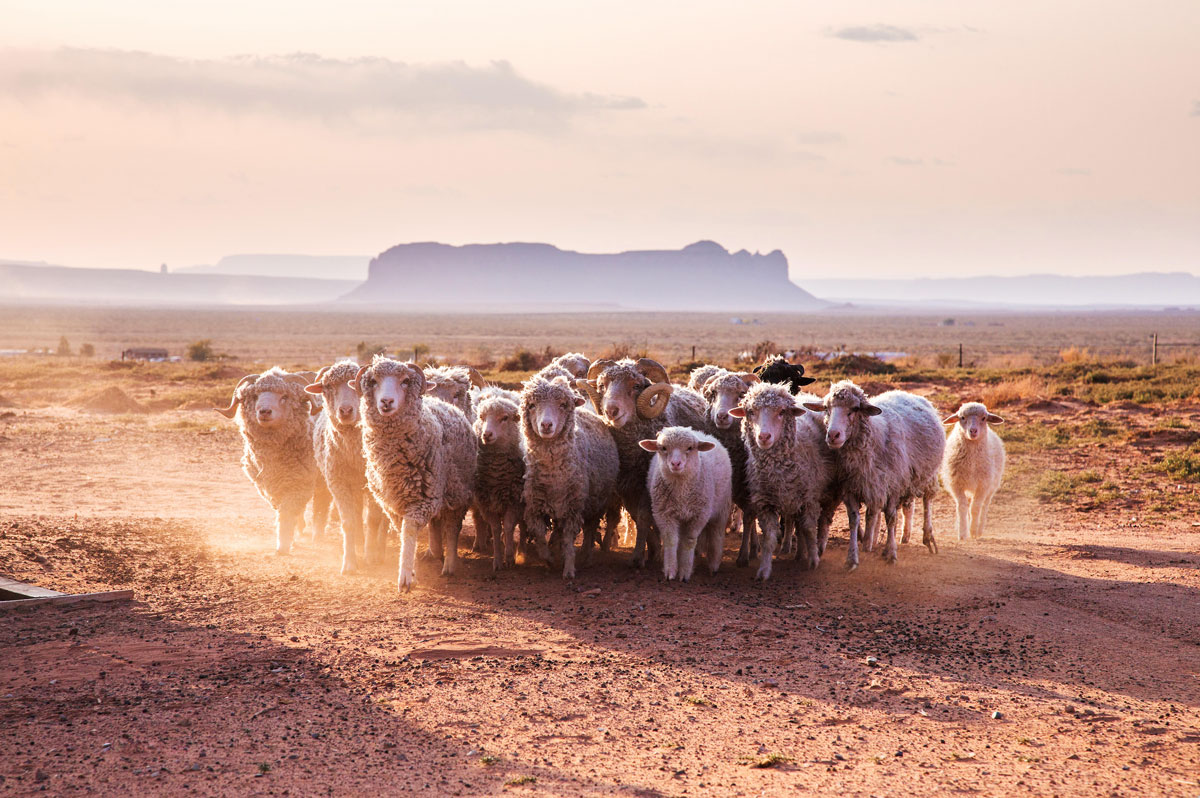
[1,0,1197,280]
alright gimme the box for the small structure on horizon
[121,347,169,362]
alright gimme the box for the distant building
[121,347,169,362]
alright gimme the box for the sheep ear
[788,406,805,416]
[422,382,437,394]
[801,402,825,412]
[638,439,659,452]
[943,413,960,424]
[697,441,716,452]
[728,406,746,418]
[303,383,323,395]
[986,413,1005,424]
[573,396,586,407]
[796,376,817,386]
[862,403,883,417]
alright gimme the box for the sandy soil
[1,399,1199,797]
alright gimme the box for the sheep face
[217,368,312,430]
[703,371,757,430]
[553,353,591,379]
[753,355,816,393]
[305,361,361,427]
[475,396,520,447]
[522,377,584,440]
[423,366,485,416]
[639,426,714,476]
[944,402,1003,441]
[803,380,881,450]
[730,383,803,451]
[354,359,427,421]
[593,369,647,428]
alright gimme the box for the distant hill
[342,240,827,311]
[805,272,1200,308]
[178,254,371,281]
[0,262,357,306]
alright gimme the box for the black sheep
[752,355,816,394]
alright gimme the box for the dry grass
[980,375,1050,407]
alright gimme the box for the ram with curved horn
[213,367,328,557]
[576,358,708,567]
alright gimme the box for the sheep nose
[378,397,395,412]
[757,432,772,446]
[539,421,554,434]
[337,405,354,419]
[828,430,842,443]
[481,430,495,444]
[257,408,272,419]
[716,412,729,425]
[604,404,620,418]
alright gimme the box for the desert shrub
[1059,346,1091,364]
[1158,445,1200,482]
[411,343,431,362]
[980,375,1047,406]
[356,341,387,361]
[56,336,71,356]
[835,354,896,376]
[79,343,95,358]
[934,352,956,368]
[187,339,214,362]
[752,340,778,363]
[597,341,647,361]
[499,346,559,372]
[1034,469,1103,503]
[468,346,495,370]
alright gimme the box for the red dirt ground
[1,403,1199,796]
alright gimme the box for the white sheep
[687,364,725,392]
[941,402,1006,540]
[304,361,390,574]
[215,367,327,555]
[695,367,760,566]
[577,358,708,567]
[730,383,838,580]
[352,357,477,591]
[520,375,619,578]
[423,365,487,423]
[549,352,592,379]
[639,426,731,581]
[472,387,525,570]
[803,381,945,569]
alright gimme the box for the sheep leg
[601,501,622,551]
[735,505,757,568]
[756,512,781,581]
[881,501,900,564]
[397,516,422,592]
[703,515,725,576]
[923,493,939,553]
[312,477,333,543]
[440,511,464,577]
[424,520,445,562]
[863,510,881,552]
[630,501,655,568]
[275,501,304,555]
[844,500,862,572]
[365,496,388,565]
[658,519,681,581]
[497,506,520,571]
[561,513,583,579]
[801,504,821,571]
[900,499,914,545]
[973,489,996,539]
[953,488,970,541]
[817,498,837,555]
[781,516,796,558]
[331,487,363,575]
[677,521,704,583]
[526,514,551,563]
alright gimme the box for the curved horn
[635,358,670,384]
[586,358,616,380]
[735,371,760,385]
[467,366,487,389]
[213,373,259,419]
[575,379,603,412]
[348,365,370,394]
[636,383,673,419]
[284,372,316,388]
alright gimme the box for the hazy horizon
[2,1,1198,281]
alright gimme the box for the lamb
[215,367,328,555]
[472,387,526,570]
[639,426,731,581]
[687,364,725,393]
[941,402,1006,540]
[729,383,838,580]
[802,381,945,569]
[753,355,817,394]
[520,374,619,578]
[695,368,761,566]
[352,357,477,591]
[577,358,708,566]
[304,361,390,574]
[548,352,591,379]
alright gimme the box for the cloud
[0,48,645,131]
[831,25,919,43]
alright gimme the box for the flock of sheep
[214,354,1007,590]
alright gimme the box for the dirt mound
[179,399,216,411]
[1026,398,1070,413]
[70,386,149,414]
[0,395,16,408]
[1109,400,1155,414]
[1131,428,1200,448]
[204,365,245,380]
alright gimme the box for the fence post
[1152,333,1157,366]
[958,343,963,368]
[692,345,696,361]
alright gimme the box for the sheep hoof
[562,568,576,580]
[340,562,358,575]
[397,574,416,592]
[844,560,858,572]
[883,552,897,565]
[735,553,750,568]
